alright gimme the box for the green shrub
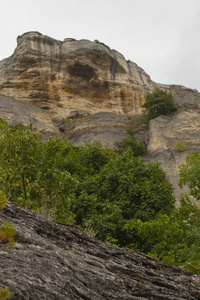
[0,192,16,300]
[0,288,9,300]
[115,129,146,156]
[125,195,200,274]
[174,141,186,152]
[142,88,177,121]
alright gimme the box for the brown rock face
[0,31,157,119]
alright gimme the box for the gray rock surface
[1,201,200,300]
[0,94,57,134]
[55,111,137,147]
[146,107,200,201]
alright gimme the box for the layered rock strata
[0,94,57,134]
[0,31,158,119]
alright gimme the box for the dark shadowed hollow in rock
[0,201,200,300]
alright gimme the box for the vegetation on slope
[0,116,200,275]
[142,88,177,121]
[0,192,16,300]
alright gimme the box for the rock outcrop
[146,88,200,200]
[1,200,200,300]
[0,31,158,119]
[0,94,57,134]
[54,111,145,147]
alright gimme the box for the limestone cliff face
[0,31,157,119]
[146,91,200,202]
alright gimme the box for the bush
[125,195,200,274]
[142,88,177,121]
[115,129,146,156]
[0,288,9,300]
[0,192,16,300]
[174,141,186,152]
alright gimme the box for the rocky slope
[0,94,57,134]
[1,200,200,300]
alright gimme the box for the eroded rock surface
[0,94,57,134]
[1,201,200,300]
[146,105,200,200]
[55,111,145,147]
[0,31,158,119]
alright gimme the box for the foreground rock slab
[0,202,200,299]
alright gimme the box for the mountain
[1,31,200,198]
[1,200,200,299]
[1,31,200,299]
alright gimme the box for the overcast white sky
[1,0,200,90]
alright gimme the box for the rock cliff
[1,200,200,299]
[0,31,158,119]
[0,31,200,199]
[146,88,200,200]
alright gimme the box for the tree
[125,151,200,274]
[179,151,200,200]
[72,150,175,246]
[125,195,200,274]
[142,88,177,121]
[0,119,43,206]
[0,191,16,300]
[0,118,77,223]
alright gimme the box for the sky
[1,0,200,90]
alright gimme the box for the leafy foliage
[142,88,177,121]
[72,150,175,246]
[0,191,7,212]
[0,192,16,300]
[179,151,200,200]
[0,192,16,250]
[0,119,77,223]
[115,129,146,156]
[125,195,200,274]
[0,288,9,300]
[173,141,186,152]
